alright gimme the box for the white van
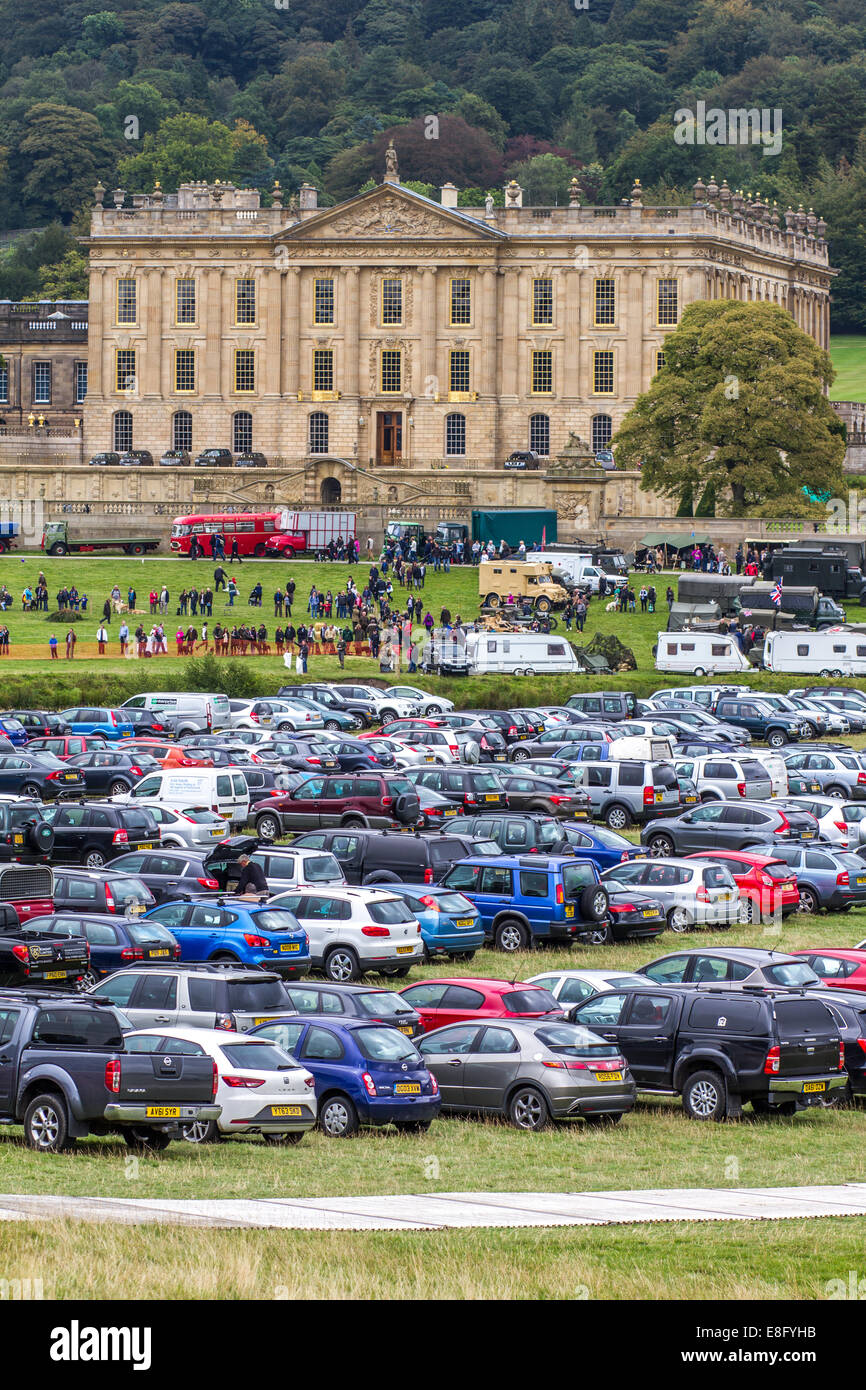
[654,632,752,677]
[122,691,232,735]
[762,628,866,676]
[122,768,250,827]
[464,632,580,676]
[607,736,675,762]
[536,554,616,594]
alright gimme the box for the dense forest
[0,0,864,329]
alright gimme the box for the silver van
[122,692,232,736]
[583,759,681,831]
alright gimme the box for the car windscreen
[562,863,598,897]
[368,899,415,925]
[774,999,837,1036]
[353,1027,420,1062]
[302,854,342,882]
[220,1042,296,1069]
[126,921,177,945]
[224,979,289,1010]
[432,892,476,914]
[355,992,417,1018]
[534,1023,620,1057]
[32,1007,125,1049]
[652,765,678,789]
[502,989,559,1013]
[109,878,154,907]
[250,910,302,933]
[764,962,821,987]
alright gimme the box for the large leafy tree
[614,301,846,516]
[117,114,270,191]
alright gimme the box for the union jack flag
[770,579,783,607]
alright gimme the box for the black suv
[0,801,54,863]
[571,985,846,1120]
[444,813,599,857]
[42,802,160,868]
[459,710,535,745]
[0,710,71,738]
[194,448,233,468]
[403,766,509,812]
[289,828,501,885]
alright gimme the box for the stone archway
[321,477,342,506]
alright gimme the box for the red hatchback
[399,977,564,1033]
[26,734,110,761]
[794,949,866,992]
[685,850,800,922]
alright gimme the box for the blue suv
[439,855,610,953]
[144,897,311,977]
[248,1015,440,1135]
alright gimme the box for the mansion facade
[83,165,832,494]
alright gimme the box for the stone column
[344,266,360,398]
[625,268,644,398]
[88,266,105,398]
[480,266,497,397]
[579,269,594,406]
[142,267,162,398]
[263,267,281,397]
[563,268,580,400]
[501,267,519,398]
[158,268,171,400]
[284,267,300,398]
[203,267,223,399]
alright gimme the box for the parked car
[638,947,822,989]
[0,800,55,863]
[128,804,230,850]
[494,770,591,819]
[88,451,121,467]
[4,710,71,739]
[228,698,324,733]
[24,734,109,761]
[118,449,154,467]
[403,765,509,813]
[280,982,424,1037]
[570,984,845,1119]
[386,884,486,962]
[580,759,682,831]
[143,897,311,977]
[289,827,499,886]
[50,866,156,917]
[125,1027,316,1145]
[159,449,191,467]
[601,858,740,933]
[0,903,89,989]
[66,749,162,796]
[248,1016,440,1135]
[384,687,454,716]
[439,855,610,953]
[794,949,866,992]
[88,964,291,1035]
[251,773,420,839]
[0,751,85,800]
[58,707,136,742]
[400,977,564,1033]
[525,968,650,1005]
[639,802,819,857]
[760,842,866,914]
[0,716,30,747]
[234,452,268,469]
[193,447,233,468]
[683,850,800,922]
[328,684,421,722]
[24,911,180,983]
[782,749,866,800]
[108,848,222,902]
[672,755,772,803]
[278,684,375,728]
[417,1017,635,1129]
[41,802,160,867]
[266,886,424,981]
[566,692,640,722]
[711,696,803,748]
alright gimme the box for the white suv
[228,699,324,732]
[326,685,420,723]
[268,887,424,981]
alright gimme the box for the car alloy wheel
[324,948,358,982]
[495,919,527,953]
[668,906,690,933]
[28,1102,61,1150]
[109,780,130,796]
[85,850,106,868]
[511,748,530,762]
[256,815,279,841]
[684,1073,725,1120]
[648,835,673,858]
[509,1086,548,1131]
[606,806,630,831]
[181,1119,220,1144]
[797,888,818,914]
[738,898,756,924]
[587,923,612,945]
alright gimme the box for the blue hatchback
[553,824,637,873]
[0,716,28,747]
[59,706,136,741]
[248,1015,440,1135]
[22,911,180,981]
[387,884,486,961]
[143,897,311,977]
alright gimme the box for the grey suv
[673,756,772,803]
[88,964,290,1030]
[782,749,866,800]
[583,759,681,831]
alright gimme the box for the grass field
[830,335,866,401]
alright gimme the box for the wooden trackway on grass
[3,1185,866,1231]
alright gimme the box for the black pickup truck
[0,992,220,1152]
[0,905,89,988]
[570,984,847,1120]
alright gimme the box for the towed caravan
[464,632,580,676]
[654,632,752,677]
[762,627,866,676]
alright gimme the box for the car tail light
[173,945,181,959]
[609,902,633,914]
[760,873,775,888]
[835,822,848,834]
[429,1073,439,1095]
[103,887,115,912]
[419,895,437,909]
[361,925,390,937]
[11,944,28,964]
[120,947,144,961]
[548,794,570,805]
[215,1013,235,1031]
[250,712,259,723]
[244,934,270,947]
[44,770,60,781]
[858,772,866,785]
[212,804,220,813]
[555,883,564,904]
[508,726,517,737]
[423,867,434,884]
[837,871,850,886]
[112,829,129,845]
[696,887,710,903]
[304,1075,315,1088]
[857,1038,866,1056]
[774,814,790,833]
[764,1045,781,1074]
[381,795,392,807]
[197,877,220,890]
[224,1074,266,1087]
[737,782,746,797]
[105,1060,121,1093]
[542,1058,589,1070]
[129,766,143,777]
[839,1040,846,1070]
[643,786,654,806]
[110,712,118,727]
[360,1072,377,1097]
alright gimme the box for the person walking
[48,633,58,660]
[230,534,241,564]
[102,597,112,625]
[227,577,238,607]
[65,628,77,660]
[575,598,587,632]
[666,585,675,620]
[96,623,108,655]
[214,564,226,592]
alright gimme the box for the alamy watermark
[674,101,782,157]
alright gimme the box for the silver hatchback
[601,857,740,932]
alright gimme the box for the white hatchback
[123,1027,317,1144]
[386,686,454,716]
[268,887,424,981]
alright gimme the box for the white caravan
[762,627,866,676]
[654,632,752,677]
[465,632,580,676]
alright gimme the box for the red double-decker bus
[170,512,302,558]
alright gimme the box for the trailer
[41,521,160,557]
[265,511,357,556]
[762,627,866,676]
[0,522,18,554]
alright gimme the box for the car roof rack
[0,987,116,1005]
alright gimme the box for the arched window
[529,413,550,455]
[320,478,341,506]
[232,411,252,453]
[591,414,612,452]
[172,410,192,452]
[113,411,133,452]
[309,411,329,454]
[445,413,466,456]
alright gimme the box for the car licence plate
[684,795,698,804]
[396,945,414,954]
[280,943,301,952]
[146,1106,180,1118]
[398,1026,414,1035]
[148,949,170,957]
[13,834,23,844]
[270,1105,302,1117]
[655,791,663,802]
[253,1017,276,1025]
[395,1083,421,1094]
[565,905,574,917]
[595,1071,623,1082]
[64,774,78,781]
[718,892,733,901]
[138,843,154,850]
[210,827,225,836]
[454,918,475,927]
[484,794,500,801]
[494,754,506,761]
[857,877,866,887]
[800,831,814,838]
[43,969,68,980]
[803,1081,825,1093]
[444,807,457,816]
[127,904,145,915]
[425,755,436,762]
[641,909,659,918]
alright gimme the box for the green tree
[38,247,89,299]
[506,153,575,204]
[18,105,116,220]
[117,114,269,192]
[614,301,845,516]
